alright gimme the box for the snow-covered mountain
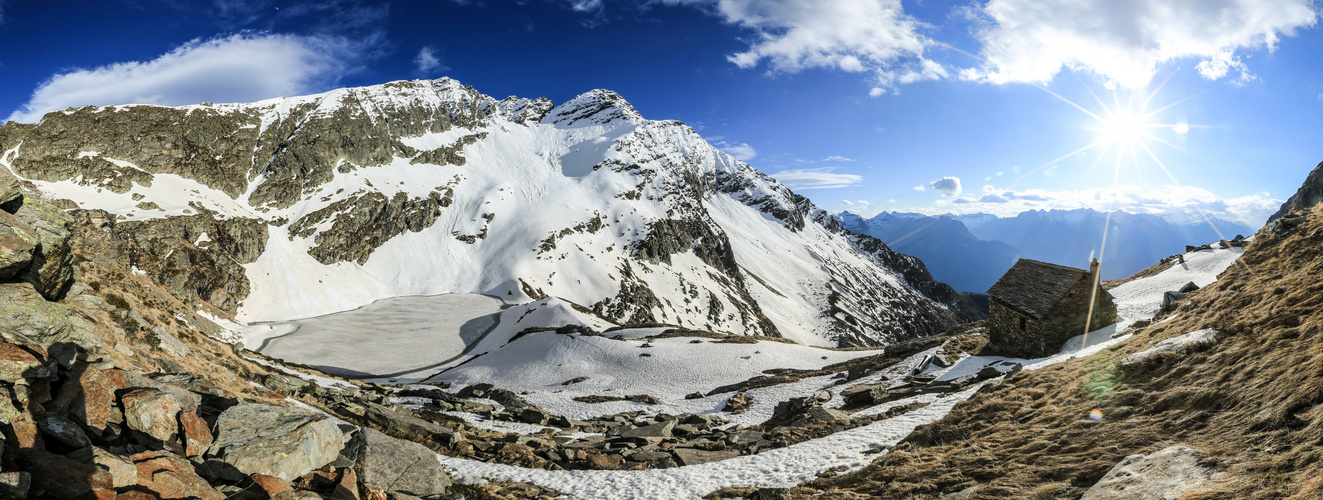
[0,78,979,347]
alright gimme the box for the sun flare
[1100,110,1148,144]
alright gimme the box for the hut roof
[986,259,1089,319]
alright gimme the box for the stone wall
[989,279,1118,358]
[988,299,1046,356]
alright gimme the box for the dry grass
[803,205,1323,499]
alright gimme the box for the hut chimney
[1089,258,1101,286]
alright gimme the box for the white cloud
[714,141,758,161]
[769,168,863,190]
[823,155,856,162]
[413,46,448,75]
[659,0,945,92]
[925,184,1280,227]
[927,176,962,197]
[8,33,365,123]
[841,200,855,206]
[963,0,1317,89]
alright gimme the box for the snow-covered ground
[422,243,1246,498]
[256,293,502,377]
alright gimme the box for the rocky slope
[1,78,974,348]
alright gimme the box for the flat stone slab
[1082,444,1221,500]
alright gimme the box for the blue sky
[1,0,1320,226]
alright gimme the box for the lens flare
[1088,408,1103,421]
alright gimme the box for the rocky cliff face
[0,78,967,347]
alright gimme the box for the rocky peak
[1268,159,1323,223]
[542,89,645,127]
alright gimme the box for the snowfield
[419,244,1245,499]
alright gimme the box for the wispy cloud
[823,155,856,162]
[927,184,1281,227]
[413,46,448,75]
[961,0,1317,88]
[657,0,945,94]
[714,141,758,161]
[8,34,365,122]
[769,168,863,190]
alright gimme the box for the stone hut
[986,258,1118,358]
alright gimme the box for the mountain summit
[0,78,979,347]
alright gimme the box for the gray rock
[1081,445,1221,500]
[264,373,312,396]
[805,406,850,422]
[208,403,344,481]
[673,447,740,466]
[726,430,764,446]
[0,176,20,213]
[91,447,137,489]
[358,428,453,496]
[0,283,76,346]
[34,412,91,449]
[363,403,463,446]
[9,197,75,300]
[0,211,36,280]
[621,420,674,439]
[119,388,183,445]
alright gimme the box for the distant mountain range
[837,209,1255,292]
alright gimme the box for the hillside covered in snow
[0,78,981,347]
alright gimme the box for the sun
[1099,110,1148,144]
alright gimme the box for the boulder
[248,474,294,497]
[34,412,91,449]
[120,388,183,444]
[363,403,462,446]
[178,410,213,457]
[620,420,674,439]
[0,212,36,279]
[673,447,740,466]
[49,361,124,433]
[1081,444,1221,500]
[1178,281,1199,293]
[264,373,311,396]
[208,403,344,481]
[10,196,75,300]
[329,467,360,500]
[25,450,114,500]
[0,176,20,212]
[92,447,138,489]
[358,428,453,496]
[0,342,51,381]
[132,450,225,500]
[0,284,77,346]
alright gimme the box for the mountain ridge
[0,77,979,348]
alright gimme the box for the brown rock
[132,451,224,500]
[50,362,119,432]
[329,468,360,500]
[120,388,182,444]
[25,450,114,500]
[0,342,45,381]
[249,474,294,497]
[673,447,741,466]
[9,411,43,452]
[92,447,138,489]
[586,452,625,470]
[177,411,212,457]
[361,484,388,500]
[115,491,159,500]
